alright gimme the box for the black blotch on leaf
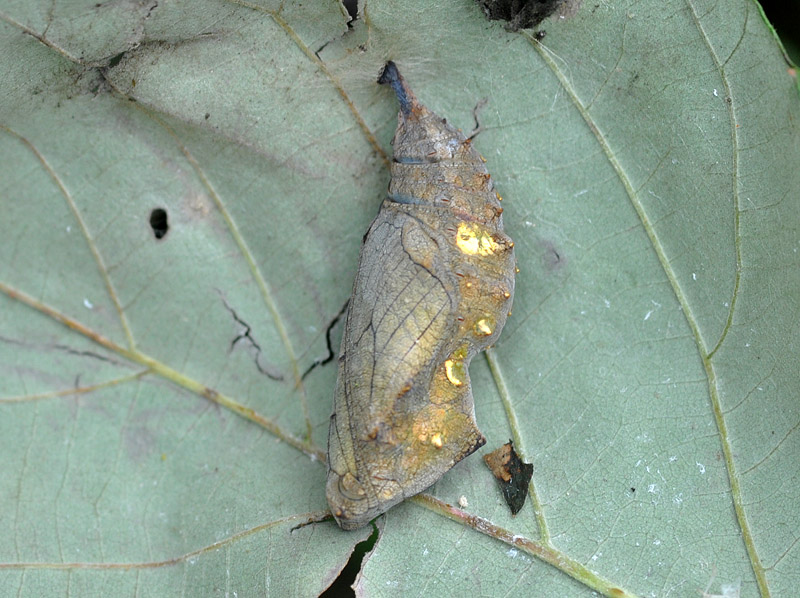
[475,0,579,31]
[149,208,169,240]
[484,440,534,515]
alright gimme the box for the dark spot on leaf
[205,112,210,120]
[475,0,581,31]
[149,208,169,239]
[484,440,534,515]
[541,239,566,272]
[534,29,547,41]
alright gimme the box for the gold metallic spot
[474,317,494,336]
[431,433,444,448]
[503,291,511,299]
[445,359,466,386]
[456,222,501,256]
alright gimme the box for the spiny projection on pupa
[326,61,515,530]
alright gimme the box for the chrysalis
[326,62,515,530]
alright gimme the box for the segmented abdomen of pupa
[326,61,515,530]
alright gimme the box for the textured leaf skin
[327,63,516,530]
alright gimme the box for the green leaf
[1,1,798,596]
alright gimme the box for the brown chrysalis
[326,62,516,530]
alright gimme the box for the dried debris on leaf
[484,440,533,515]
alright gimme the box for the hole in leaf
[343,0,358,23]
[149,208,169,240]
[107,51,125,68]
[320,523,378,597]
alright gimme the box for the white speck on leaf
[644,310,653,321]
[697,462,706,474]
[83,298,93,309]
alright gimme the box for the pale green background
[0,0,798,596]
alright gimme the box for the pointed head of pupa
[378,61,464,163]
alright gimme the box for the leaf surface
[1,1,798,596]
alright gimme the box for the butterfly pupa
[326,62,515,530]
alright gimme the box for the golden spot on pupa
[431,433,444,449]
[474,317,495,337]
[493,286,511,301]
[456,222,500,256]
[444,345,469,386]
[445,359,466,386]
